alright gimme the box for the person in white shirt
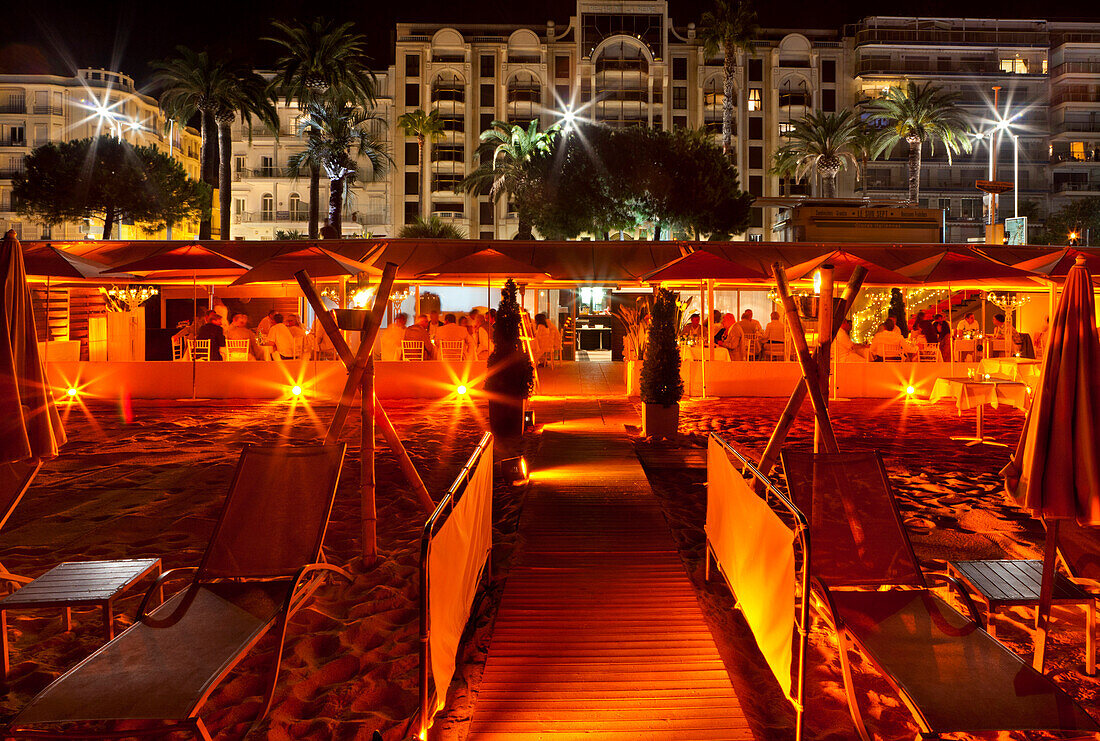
[378,313,408,361]
[870,318,911,361]
[257,310,277,336]
[471,314,493,360]
[717,314,744,360]
[286,314,306,340]
[762,311,785,359]
[264,314,298,359]
[956,311,980,337]
[434,313,470,357]
[835,319,866,361]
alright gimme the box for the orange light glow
[456,384,468,395]
[66,387,78,397]
[290,385,303,396]
[905,385,916,395]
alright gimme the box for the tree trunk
[327,176,343,237]
[417,136,426,220]
[102,203,116,240]
[308,162,321,239]
[821,172,837,198]
[516,216,533,240]
[907,135,922,205]
[722,43,736,162]
[198,111,215,240]
[217,119,232,240]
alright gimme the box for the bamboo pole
[375,405,435,514]
[815,265,834,453]
[757,266,868,477]
[774,263,840,455]
[362,352,377,559]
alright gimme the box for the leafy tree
[867,81,972,204]
[13,137,207,238]
[771,109,861,198]
[485,279,534,400]
[1035,198,1100,245]
[698,0,758,161]
[640,288,683,407]
[288,98,389,237]
[460,119,558,239]
[397,109,444,221]
[266,18,378,238]
[397,214,467,239]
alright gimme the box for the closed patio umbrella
[1002,255,1100,670]
[0,230,66,464]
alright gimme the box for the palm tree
[850,118,882,193]
[287,99,389,237]
[265,18,378,238]
[867,81,972,204]
[771,109,861,198]
[150,47,232,239]
[399,215,467,239]
[396,109,445,222]
[698,0,758,161]
[214,68,277,240]
[460,119,557,239]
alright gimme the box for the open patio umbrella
[1,230,66,464]
[1002,255,1100,670]
[417,247,550,318]
[229,245,378,286]
[1013,248,1100,281]
[786,249,916,286]
[111,244,252,397]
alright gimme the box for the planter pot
[643,402,679,439]
[488,397,525,438]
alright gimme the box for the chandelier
[987,292,1031,313]
[104,285,158,312]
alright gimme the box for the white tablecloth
[977,357,1042,386]
[930,377,1030,413]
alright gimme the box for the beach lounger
[5,443,349,740]
[0,461,41,591]
[781,449,1100,740]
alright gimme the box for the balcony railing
[778,93,811,107]
[0,140,26,148]
[1053,181,1100,193]
[235,209,310,224]
[236,167,292,179]
[1051,90,1100,106]
[852,26,1048,47]
[506,87,542,103]
[32,105,63,116]
[0,102,27,114]
[595,59,648,73]
[1051,61,1100,77]
[1053,121,1100,134]
[0,167,25,178]
[1051,153,1100,165]
[855,57,1044,77]
[355,211,389,226]
[431,87,466,103]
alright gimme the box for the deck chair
[6,444,349,741]
[781,449,1099,741]
[0,462,41,592]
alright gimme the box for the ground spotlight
[500,456,529,486]
[456,384,468,396]
[290,385,303,397]
[65,387,78,398]
[524,409,535,428]
[905,385,916,396]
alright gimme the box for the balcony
[778,92,811,108]
[1051,90,1100,106]
[431,86,466,104]
[506,86,542,104]
[235,209,310,224]
[32,105,63,116]
[0,102,26,114]
[0,166,24,178]
[1051,61,1100,78]
[855,57,1044,77]
[1053,181,1100,195]
[1051,153,1100,166]
[354,210,389,227]
[594,59,648,74]
[236,167,293,179]
[0,139,26,148]
[1052,121,1100,135]
[852,26,1048,48]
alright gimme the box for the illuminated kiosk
[765,197,946,244]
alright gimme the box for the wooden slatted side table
[949,558,1095,675]
[0,558,162,677]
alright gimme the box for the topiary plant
[640,288,683,406]
[485,278,534,399]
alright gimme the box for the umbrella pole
[192,272,197,399]
[1034,519,1059,672]
[45,275,49,375]
[700,281,706,398]
[949,283,954,373]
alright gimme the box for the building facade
[0,68,203,241]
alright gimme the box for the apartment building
[390,0,849,241]
[0,68,202,240]
[1048,23,1100,214]
[228,72,394,240]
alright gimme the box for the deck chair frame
[781,449,1098,741]
[0,461,42,591]
[5,445,350,741]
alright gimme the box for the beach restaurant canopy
[16,238,1090,289]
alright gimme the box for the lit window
[779,122,795,137]
[1042,59,1048,74]
[999,58,1028,74]
[748,88,762,111]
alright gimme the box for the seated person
[379,313,408,361]
[762,311,786,358]
[956,311,981,338]
[870,318,911,361]
[991,313,1022,357]
[679,314,702,342]
[718,314,743,360]
[835,319,866,361]
[404,314,436,359]
[264,314,298,359]
[435,313,471,355]
[224,313,263,359]
[928,313,951,359]
[737,310,763,359]
[195,310,226,361]
[257,309,278,336]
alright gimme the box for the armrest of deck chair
[923,573,984,627]
[137,567,197,621]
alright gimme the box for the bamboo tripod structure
[297,266,436,560]
[755,264,869,480]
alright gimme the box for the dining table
[930,376,1030,446]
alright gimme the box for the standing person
[225,312,263,359]
[427,309,443,340]
[928,312,951,360]
[195,310,226,361]
[404,314,435,359]
[471,313,492,360]
[533,313,552,366]
[379,313,408,361]
[257,309,278,336]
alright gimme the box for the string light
[103,285,158,312]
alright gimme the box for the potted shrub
[485,279,534,437]
[640,288,683,438]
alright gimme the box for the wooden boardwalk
[468,399,753,740]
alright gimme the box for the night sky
[1,0,1088,86]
